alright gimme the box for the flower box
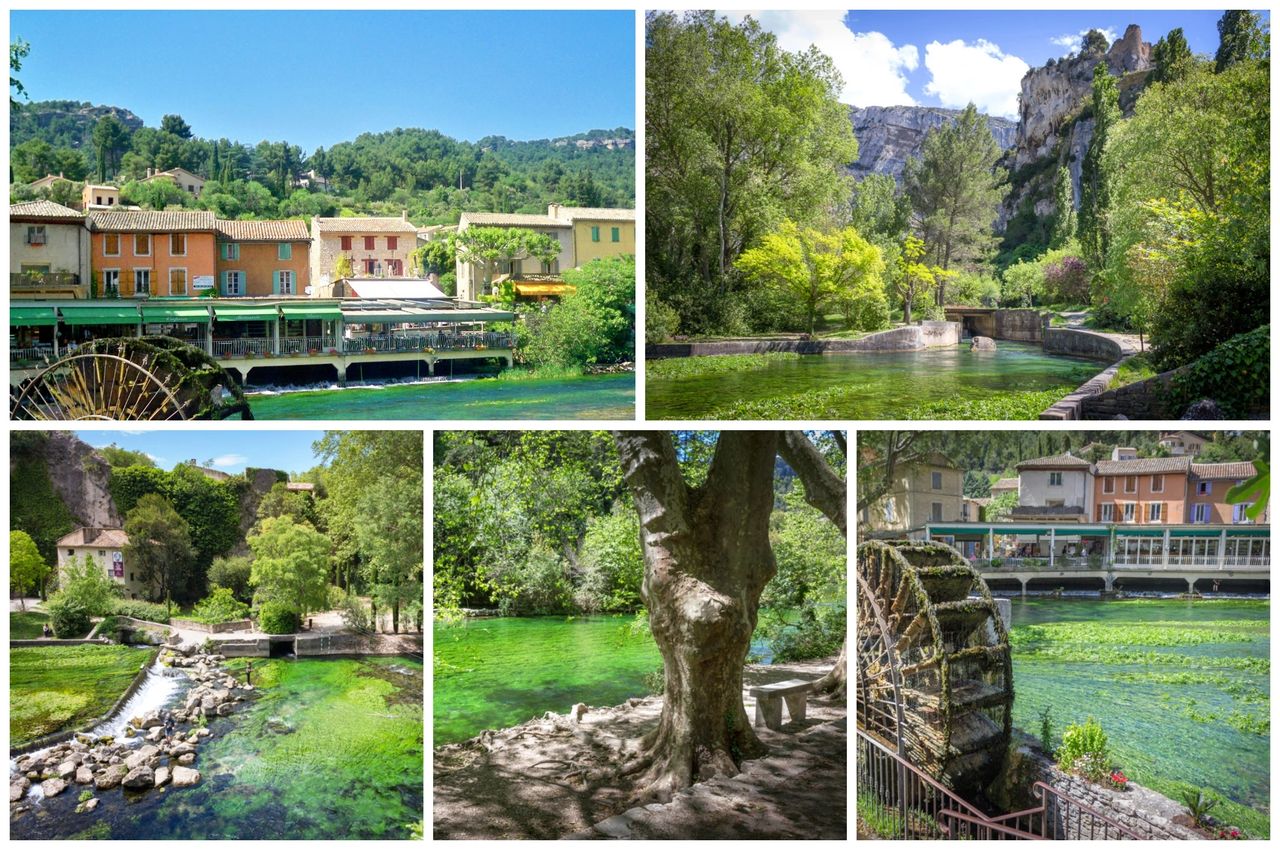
[308,349,319,356]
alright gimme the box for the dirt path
[433,657,846,839]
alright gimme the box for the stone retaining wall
[1042,328,1128,362]
[295,632,424,656]
[1079,369,1180,420]
[10,638,111,647]
[646,322,960,358]
[170,618,253,634]
[993,309,1045,342]
[214,639,271,657]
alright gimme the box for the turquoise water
[645,343,1099,419]
[245,372,634,419]
[12,657,423,840]
[1008,598,1269,834]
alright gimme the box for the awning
[1170,528,1226,538]
[11,306,59,327]
[213,304,280,322]
[1114,528,1166,538]
[281,304,343,321]
[346,279,448,299]
[513,283,575,296]
[340,308,515,324]
[59,304,142,325]
[141,305,211,324]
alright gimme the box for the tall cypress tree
[1050,164,1075,248]
[1077,63,1118,272]
[1214,10,1267,72]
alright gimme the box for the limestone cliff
[848,105,1017,181]
[42,430,121,528]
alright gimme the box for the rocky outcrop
[848,105,1016,181]
[42,430,120,528]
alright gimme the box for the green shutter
[278,242,291,260]
[272,271,281,294]
[219,271,228,295]
[611,227,620,242]
[591,225,600,242]
[219,243,228,260]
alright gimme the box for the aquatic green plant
[647,352,799,380]
[10,645,151,746]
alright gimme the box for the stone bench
[748,679,814,730]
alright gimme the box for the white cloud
[722,10,919,106]
[922,39,1029,119]
[1050,27,1119,56]
[210,454,248,470]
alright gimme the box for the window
[1149,503,1163,522]
[931,471,943,490]
[278,270,295,295]
[103,233,120,256]
[1103,477,1115,494]
[962,503,970,521]
[168,267,187,295]
[340,235,353,251]
[883,497,896,523]
[611,226,620,242]
[1124,476,1138,494]
[222,243,240,261]
[1197,481,1212,495]
[931,502,944,522]
[224,271,243,296]
[1049,472,1063,486]
[133,268,150,296]
[1100,504,1115,522]
[1151,475,1164,493]
[278,242,292,260]
[1192,504,1210,523]
[1122,503,1136,523]
[386,236,398,250]
[591,225,600,242]
[363,258,377,275]
[102,269,120,295]
[388,259,403,276]
[135,233,151,256]
[170,232,186,256]
[1233,503,1252,524]
[363,236,375,250]
[26,225,46,245]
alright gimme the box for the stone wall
[1027,753,1200,840]
[647,322,961,358]
[1039,361,1126,421]
[993,310,1045,342]
[170,618,253,634]
[295,632,424,656]
[1042,328,1129,362]
[1079,369,1180,420]
[215,639,271,657]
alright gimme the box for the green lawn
[10,610,51,640]
[1109,351,1158,389]
[10,644,152,747]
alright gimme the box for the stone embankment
[10,646,250,817]
[647,322,960,358]
[1039,328,1137,420]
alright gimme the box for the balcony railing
[10,346,52,367]
[210,331,515,359]
[972,554,1269,572]
[212,338,274,358]
[11,271,80,289]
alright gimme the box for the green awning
[281,304,342,321]
[1170,528,1226,537]
[1230,527,1270,537]
[1115,528,1166,538]
[141,305,211,324]
[213,304,280,322]
[11,306,59,326]
[59,305,142,325]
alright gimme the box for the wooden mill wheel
[857,539,1013,794]
[11,336,252,421]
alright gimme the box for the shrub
[326,584,347,610]
[1042,255,1089,303]
[339,591,374,633]
[208,555,254,603]
[1181,788,1219,825]
[1058,716,1109,781]
[257,601,301,635]
[645,294,682,344]
[1165,325,1268,418]
[111,598,172,623]
[54,554,122,616]
[47,597,91,638]
[760,602,846,663]
[189,587,250,624]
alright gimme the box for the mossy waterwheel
[856,539,1013,795]
[11,336,252,421]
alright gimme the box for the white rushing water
[245,373,481,395]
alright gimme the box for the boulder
[75,732,96,746]
[75,766,94,785]
[82,797,99,812]
[95,764,129,790]
[195,728,211,738]
[569,703,588,723]
[56,760,77,779]
[10,778,30,802]
[216,703,235,716]
[170,743,196,757]
[146,726,165,742]
[124,745,159,770]
[177,753,196,766]
[41,777,68,797]
[122,766,154,790]
[171,766,201,787]
[154,766,170,787]
[970,336,997,351]
[200,696,217,714]
[141,712,164,730]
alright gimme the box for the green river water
[1009,597,1269,836]
[12,656,423,840]
[244,372,634,419]
[645,343,1100,419]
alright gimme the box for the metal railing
[11,271,80,289]
[10,346,51,366]
[984,782,1142,840]
[213,338,273,358]
[973,555,1269,572]
[207,331,515,359]
[280,336,332,355]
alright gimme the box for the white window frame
[1151,475,1164,493]
[1233,503,1252,524]
[1103,477,1115,494]
[1122,503,1136,523]
[134,232,151,257]
[26,225,46,245]
[102,268,121,295]
[225,270,244,296]
[1100,504,1115,522]
[1149,503,1163,522]
[278,270,295,295]
[103,232,121,257]
[1124,476,1138,494]
[1192,503,1210,524]
[1049,472,1063,487]
[170,232,187,257]
[133,267,151,297]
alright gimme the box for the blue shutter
[272,271,281,294]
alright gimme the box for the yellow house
[82,184,120,209]
[861,451,965,536]
[550,203,635,265]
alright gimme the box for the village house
[9,201,91,299]
[215,219,311,297]
[27,173,72,193]
[1189,462,1269,524]
[309,215,420,288]
[56,527,149,600]
[1093,451,1191,525]
[82,183,120,210]
[1158,431,1210,457]
[87,209,217,297]
[862,451,965,535]
[1011,453,1095,522]
[141,166,205,199]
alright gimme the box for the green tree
[1078,63,1119,272]
[455,226,560,299]
[1050,165,1076,248]
[248,516,331,617]
[10,39,29,108]
[10,530,49,610]
[735,221,886,335]
[159,113,192,139]
[519,254,635,368]
[208,555,254,604]
[52,554,120,617]
[355,475,423,633]
[98,444,156,469]
[1081,29,1110,55]
[1001,259,1045,307]
[895,235,938,323]
[255,481,319,531]
[574,502,643,613]
[123,493,196,610]
[1215,10,1268,72]
[904,104,1005,297]
[91,114,130,182]
[848,173,910,243]
[1151,27,1195,84]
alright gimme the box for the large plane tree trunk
[612,431,779,802]
[778,430,848,701]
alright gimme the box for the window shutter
[220,271,228,295]
[272,271,281,294]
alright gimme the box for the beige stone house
[56,527,151,600]
[309,215,421,291]
[9,201,91,299]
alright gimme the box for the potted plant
[308,348,319,356]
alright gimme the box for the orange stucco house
[87,210,217,297]
[1092,456,1191,525]
[214,219,311,297]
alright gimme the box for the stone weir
[647,321,960,358]
[9,646,250,817]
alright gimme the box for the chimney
[146,167,154,178]
[401,209,408,221]
[548,203,562,220]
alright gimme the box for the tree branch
[778,431,846,537]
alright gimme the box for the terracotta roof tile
[56,527,130,548]
[313,216,418,234]
[87,210,215,232]
[1017,453,1093,470]
[1095,457,1192,475]
[554,206,635,221]
[10,200,84,221]
[461,212,569,228]
[1192,461,1259,480]
[216,219,311,241]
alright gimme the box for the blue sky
[10,10,636,151]
[78,430,328,475]
[727,10,1267,118]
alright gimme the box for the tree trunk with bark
[612,431,779,802]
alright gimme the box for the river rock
[122,766,154,790]
[10,778,30,802]
[125,745,159,770]
[171,766,201,787]
[141,712,164,729]
[146,726,164,742]
[56,760,77,779]
[266,717,294,735]
[82,797,99,812]
[570,703,588,723]
[200,696,217,714]
[177,753,196,766]
[75,766,94,784]
[216,703,235,716]
[124,726,137,738]
[195,728,211,738]
[95,764,128,790]
[75,732,95,746]
[170,743,195,757]
[154,766,170,787]
[970,336,997,351]
[41,778,68,797]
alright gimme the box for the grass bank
[10,610,50,640]
[10,644,152,747]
